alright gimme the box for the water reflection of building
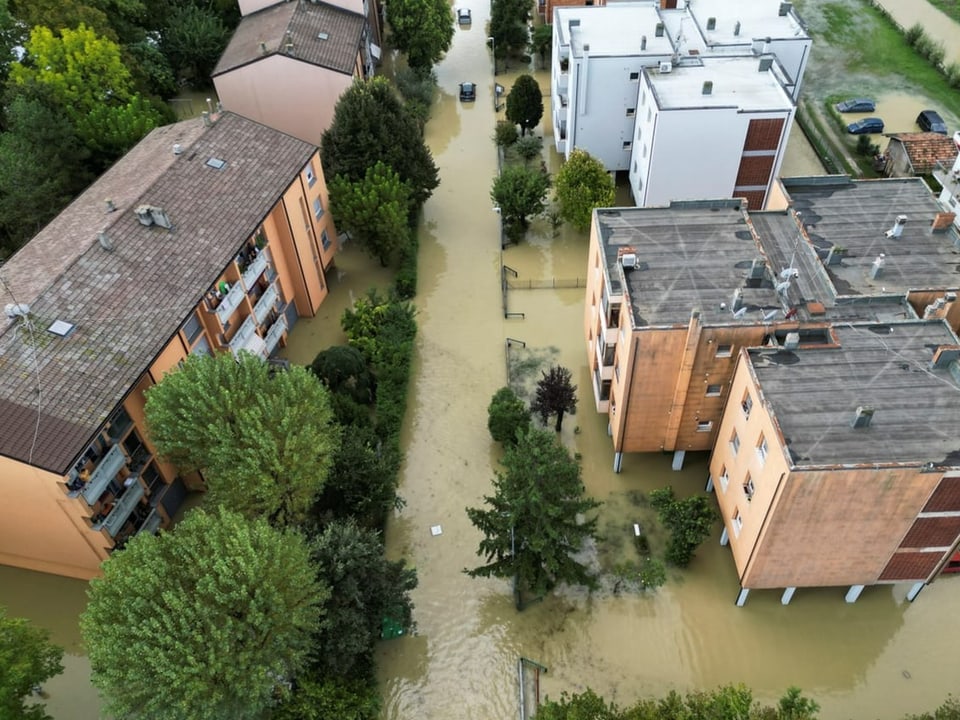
[551,0,810,208]
[0,111,339,579]
[584,175,960,603]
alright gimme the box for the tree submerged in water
[531,365,577,432]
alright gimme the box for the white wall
[238,0,280,16]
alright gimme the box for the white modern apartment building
[551,1,809,207]
[630,56,795,209]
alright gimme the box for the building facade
[933,131,960,229]
[0,112,339,579]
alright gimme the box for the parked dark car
[457,7,471,24]
[917,109,947,134]
[835,98,876,113]
[846,117,884,134]
[459,82,476,102]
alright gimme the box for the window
[600,379,611,401]
[706,384,722,396]
[305,163,316,187]
[182,312,203,345]
[312,197,324,219]
[743,472,754,501]
[718,465,729,492]
[629,71,640,81]
[321,230,331,251]
[730,430,740,455]
[622,141,632,149]
[741,391,753,419]
[626,108,636,117]
[697,421,713,432]
[757,434,769,465]
[716,344,733,358]
[733,509,743,536]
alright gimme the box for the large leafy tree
[274,676,381,720]
[530,23,552,67]
[385,0,453,75]
[160,3,230,83]
[489,0,529,68]
[505,73,543,136]
[9,0,115,40]
[329,161,412,267]
[310,519,417,677]
[321,77,439,211]
[465,428,600,605]
[81,508,327,720]
[0,608,64,720]
[530,365,577,432]
[649,487,716,567]
[554,148,616,232]
[491,164,550,241]
[487,386,531,445]
[144,351,339,527]
[310,344,374,404]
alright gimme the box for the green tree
[9,0,115,40]
[310,519,417,677]
[0,91,92,257]
[80,508,327,720]
[385,0,453,74]
[329,161,412,267]
[0,0,20,86]
[530,23,552,66]
[489,0,529,68]
[530,365,577,432]
[310,344,374,404]
[505,73,544,136]
[537,689,620,720]
[465,428,601,605]
[273,676,381,720]
[554,148,616,232]
[160,3,230,83]
[0,608,64,720]
[491,164,550,241]
[144,352,339,527]
[778,687,821,720]
[487,386,531,444]
[75,93,165,157]
[321,77,440,211]
[649,487,717,567]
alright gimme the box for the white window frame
[706,384,722,397]
[733,510,743,537]
[757,434,769,465]
[312,197,324,219]
[730,430,740,455]
[305,164,317,187]
[719,465,729,492]
[743,473,754,501]
[696,420,713,433]
[741,392,753,419]
[716,344,733,358]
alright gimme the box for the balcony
[229,314,261,357]
[241,248,270,291]
[594,340,614,381]
[100,481,145,537]
[592,368,611,413]
[138,508,163,535]
[214,282,245,324]
[264,315,288,356]
[253,282,280,325]
[81,444,126,505]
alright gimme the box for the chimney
[731,288,743,311]
[655,22,665,37]
[172,143,182,155]
[884,214,907,238]
[759,56,774,72]
[779,2,793,16]
[931,212,956,232]
[97,231,114,252]
[734,20,741,36]
[931,345,960,369]
[851,405,874,428]
[702,81,713,95]
[105,198,116,213]
[259,41,268,54]
[870,253,885,279]
[782,332,800,350]
[641,35,647,51]
[706,17,716,30]
[201,111,211,127]
[285,30,294,54]
[923,297,946,318]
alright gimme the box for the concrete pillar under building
[705,475,714,492]
[735,587,750,606]
[781,587,796,605]
[672,450,685,471]
[906,582,925,602]
[719,527,729,546]
[613,451,623,473]
[845,584,865,603]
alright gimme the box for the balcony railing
[81,444,125,505]
[264,315,288,356]
[229,314,258,356]
[253,282,279,325]
[215,282,245,324]
[138,508,163,535]
[101,481,145,537]
[241,248,270,290]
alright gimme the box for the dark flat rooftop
[595,203,781,328]
[750,321,960,468]
[0,113,315,473]
[782,176,960,297]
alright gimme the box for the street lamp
[487,36,496,75]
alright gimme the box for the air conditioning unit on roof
[659,61,672,73]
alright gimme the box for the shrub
[487,386,532,444]
[638,557,667,590]
[514,134,543,161]
[855,134,879,157]
[494,120,519,147]
[946,62,960,89]
[904,22,923,46]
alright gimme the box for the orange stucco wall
[0,455,109,579]
[214,54,357,146]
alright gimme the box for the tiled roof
[0,113,315,474]
[214,0,365,77]
[887,132,959,175]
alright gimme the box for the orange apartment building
[710,322,960,606]
[0,111,339,579]
[584,176,960,601]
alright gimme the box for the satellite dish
[780,268,799,280]
[763,309,778,321]
[732,307,747,319]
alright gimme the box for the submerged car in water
[847,117,884,134]
[835,98,876,113]
[459,82,476,102]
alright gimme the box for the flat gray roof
[0,113,315,473]
[782,176,960,297]
[647,56,793,111]
[750,321,960,468]
[595,202,781,327]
